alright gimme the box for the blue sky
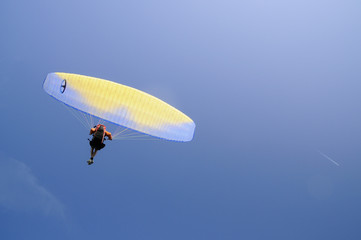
[1,0,361,239]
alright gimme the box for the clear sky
[1,0,361,239]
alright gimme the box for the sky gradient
[1,0,361,239]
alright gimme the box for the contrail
[317,150,340,166]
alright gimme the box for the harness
[93,124,106,143]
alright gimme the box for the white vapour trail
[317,150,340,166]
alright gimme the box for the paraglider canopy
[43,72,195,142]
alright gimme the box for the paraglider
[43,72,195,165]
[88,124,113,165]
